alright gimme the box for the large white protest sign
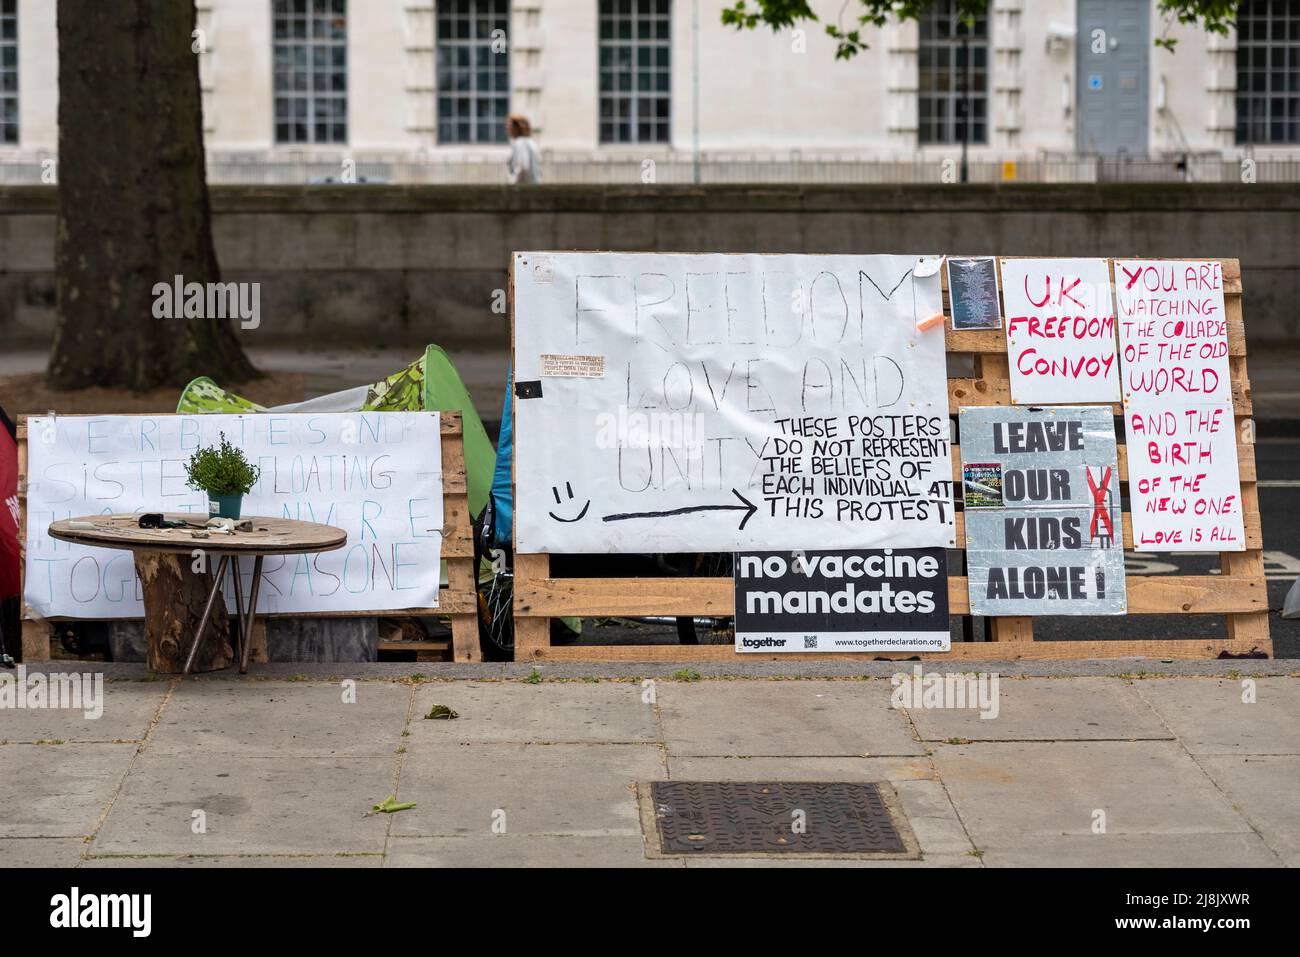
[1001,258,1120,405]
[1114,260,1244,552]
[24,412,444,617]
[512,253,956,553]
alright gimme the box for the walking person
[506,113,541,185]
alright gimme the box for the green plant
[184,431,261,496]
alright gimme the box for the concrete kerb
[13,659,1298,683]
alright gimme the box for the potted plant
[184,432,261,519]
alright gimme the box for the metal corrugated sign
[960,406,1127,616]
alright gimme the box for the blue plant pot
[208,494,243,519]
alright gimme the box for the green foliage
[184,431,261,496]
[369,795,416,815]
[722,0,1241,58]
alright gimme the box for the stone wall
[2,184,1297,348]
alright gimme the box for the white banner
[513,252,956,553]
[24,412,443,618]
[1001,258,1121,405]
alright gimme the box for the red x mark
[1087,466,1114,540]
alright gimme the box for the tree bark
[49,0,257,391]
[134,550,232,673]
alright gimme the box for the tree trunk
[134,550,232,673]
[49,0,257,391]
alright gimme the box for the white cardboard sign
[512,252,956,554]
[1115,259,1232,404]
[24,412,444,618]
[1001,258,1120,405]
[1123,403,1244,551]
[1114,259,1243,552]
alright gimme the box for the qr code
[803,636,818,649]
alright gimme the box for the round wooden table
[48,515,347,674]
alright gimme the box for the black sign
[734,548,950,653]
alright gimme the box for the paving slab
[148,680,411,757]
[656,681,922,757]
[1197,754,1300,866]
[1135,677,1300,755]
[932,741,1254,842]
[978,832,1280,868]
[408,681,661,744]
[907,677,1171,742]
[0,744,135,839]
[391,743,663,838]
[665,755,974,862]
[0,838,87,867]
[385,835,681,868]
[82,853,384,868]
[92,752,393,856]
[0,678,168,743]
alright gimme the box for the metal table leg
[182,554,231,675]
[230,555,247,664]
[240,555,264,674]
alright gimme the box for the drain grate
[647,781,914,858]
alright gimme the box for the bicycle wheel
[670,552,734,645]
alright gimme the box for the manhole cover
[644,781,917,858]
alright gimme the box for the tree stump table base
[135,550,233,673]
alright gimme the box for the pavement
[2,663,1297,868]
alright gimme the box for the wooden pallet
[511,256,1271,661]
[16,412,479,664]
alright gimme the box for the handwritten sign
[734,548,950,653]
[24,413,444,618]
[1115,260,1231,403]
[1124,404,1244,551]
[1001,258,1120,405]
[960,406,1126,616]
[946,257,1002,330]
[1114,259,1244,552]
[513,253,956,553]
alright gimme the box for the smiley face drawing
[548,482,590,523]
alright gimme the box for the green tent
[177,345,495,518]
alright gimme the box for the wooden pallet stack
[511,258,1270,661]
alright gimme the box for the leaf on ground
[369,795,416,815]
[424,704,459,720]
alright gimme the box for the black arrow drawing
[602,489,758,530]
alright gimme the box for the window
[918,0,988,145]
[1,0,16,145]
[273,0,347,144]
[437,0,510,144]
[1236,0,1300,144]
[599,0,670,144]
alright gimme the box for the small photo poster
[947,256,1003,330]
[963,463,1004,508]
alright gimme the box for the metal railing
[2,153,1298,186]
